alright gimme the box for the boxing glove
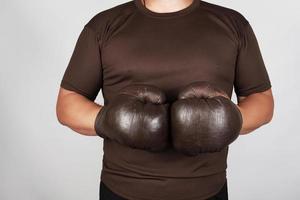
[94,84,170,152]
[171,81,242,156]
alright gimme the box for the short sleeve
[234,23,271,97]
[60,25,103,101]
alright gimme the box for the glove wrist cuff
[94,107,107,138]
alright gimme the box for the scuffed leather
[171,81,243,156]
[94,84,170,152]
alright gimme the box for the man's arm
[56,87,101,136]
[237,88,274,135]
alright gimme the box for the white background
[1,0,299,199]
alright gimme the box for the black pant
[100,181,228,200]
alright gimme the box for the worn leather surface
[171,81,243,156]
[94,84,170,152]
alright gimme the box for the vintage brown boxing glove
[171,81,243,156]
[94,84,170,152]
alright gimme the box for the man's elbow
[263,104,274,125]
[263,112,273,125]
[56,87,75,126]
[56,105,68,126]
[260,89,275,125]
[56,96,70,126]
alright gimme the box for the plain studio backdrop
[1,0,299,199]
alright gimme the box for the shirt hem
[60,79,97,101]
[235,82,272,97]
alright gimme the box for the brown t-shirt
[60,0,271,199]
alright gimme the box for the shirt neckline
[134,0,201,18]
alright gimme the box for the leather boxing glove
[171,81,243,156]
[94,84,170,152]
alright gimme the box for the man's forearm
[237,89,274,135]
[56,88,101,136]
